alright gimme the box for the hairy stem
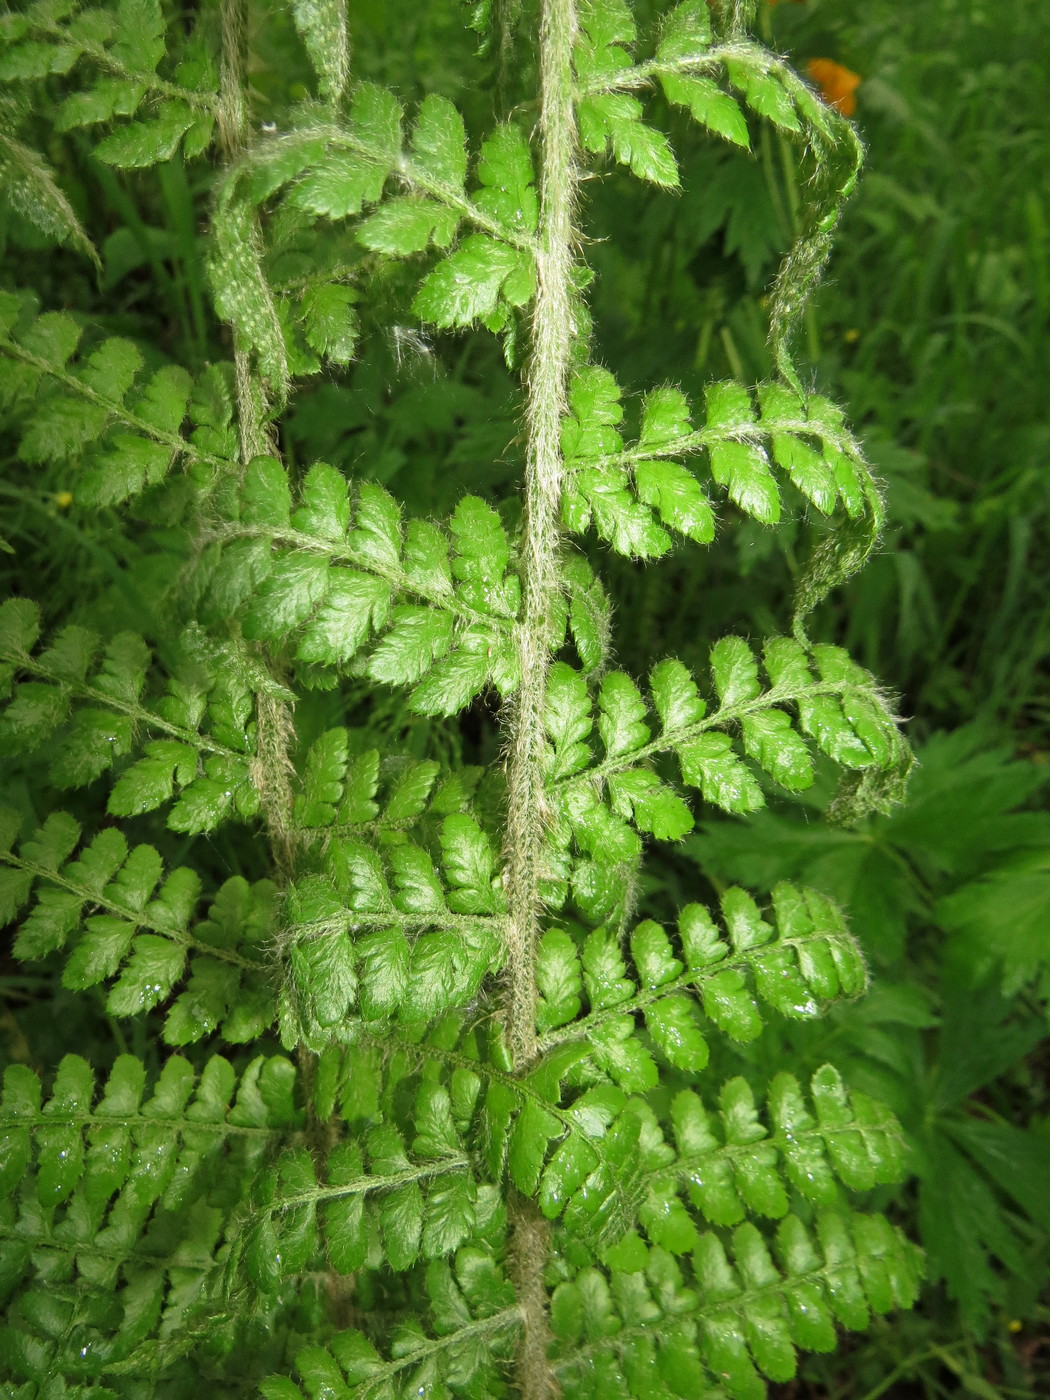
[503,0,579,1072]
[218,0,272,461]
[502,3,579,1397]
[495,0,523,109]
[510,1200,558,1400]
[215,0,297,873]
[249,689,298,876]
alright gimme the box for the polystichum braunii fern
[0,0,921,1396]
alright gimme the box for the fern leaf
[201,465,520,712]
[535,881,868,1063]
[0,1052,297,1384]
[261,1260,521,1400]
[0,0,217,165]
[0,296,233,504]
[561,367,881,558]
[552,1217,921,1398]
[544,640,905,866]
[0,811,276,1043]
[0,602,265,829]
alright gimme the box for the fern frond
[561,366,881,554]
[551,1214,922,1398]
[196,459,520,712]
[543,637,906,864]
[536,882,868,1061]
[209,87,541,386]
[260,1255,521,1400]
[0,293,237,505]
[292,737,487,839]
[0,1052,297,1386]
[633,1066,905,1250]
[0,601,270,831]
[0,3,924,1395]
[228,1128,481,1290]
[0,0,218,165]
[311,1021,650,1249]
[0,809,276,1043]
[280,824,506,1038]
[568,3,865,389]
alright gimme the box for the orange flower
[806,58,861,116]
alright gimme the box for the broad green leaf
[630,921,682,989]
[650,658,705,732]
[607,770,694,840]
[677,732,763,813]
[300,284,358,364]
[536,927,584,1031]
[662,73,751,147]
[709,440,781,523]
[358,195,459,254]
[475,123,539,234]
[508,1098,564,1195]
[727,60,802,135]
[298,571,391,666]
[656,1,712,59]
[95,102,195,167]
[106,935,186,1016]
[710,636,761,708]
[742,709,813,791]
[291,151,388,218]
[367,607,454,686]
[598,671,649,758]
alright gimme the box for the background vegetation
[1,0,1047,1396]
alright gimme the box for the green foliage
[0,0,217,176]
[0,808,276,1043]
[0,1,944,1397]
[262,1257,521,1400]
[551,1212,920,1398]
[536,883,869,1057]
[195,459,520,708]
[0,1051,298,1382]
[0,113,100,269]
[690,725,1050,1337]
[0,600,261,828]
[545,635,905,849]
[0,294,234,505]
[559,368,883,638]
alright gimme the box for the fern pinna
[0,1,921,1396]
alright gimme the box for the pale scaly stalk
[504,2,579,1396]
[218,0,272,462]
[503,0,579,1071]
[217,0,296,872]
[510,1199,557,1400]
